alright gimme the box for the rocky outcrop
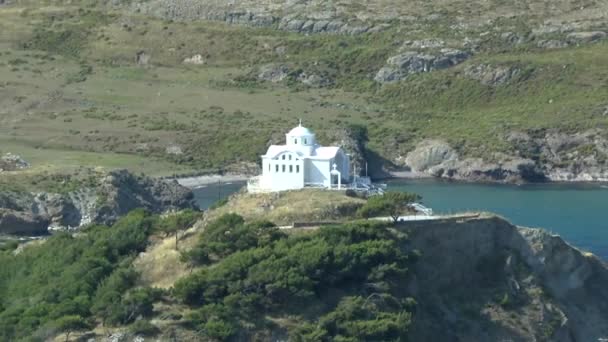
[257,64,290,83]
[257,64,333,87]
[400,130,608,182]
[507,129,608,182]
[130,0,385,35]
[567,31,606,43]
[326,126,368,176]
[404,215,608,341]
[94,169,195,225]
[0,153,29,172]
[0,170,196,234]
[0,209,49,235]
[404,140,457,172]
[463,63,521,86]
[375,49,470,83]
[402,140,544,182]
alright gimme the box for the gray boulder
[536,39,570,49]
[405,140,458,172]
[567,31,606,43]
[257,64,290,83]
[296,72,332,87]
[463,64,521,86]
[0,153,29,171]
[375,49,470,83]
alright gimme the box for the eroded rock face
[399,129,608,182]
[405,140,458,172]
[405,215,608,341]
[510,130,608,182]
[0,170,196,234]
[375,49,471,83]
[0,209,49,235]
[326,126,368,176]
[403,140,544,182]
[94,169,195,226]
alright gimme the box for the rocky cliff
[400,131,608,182]
[0,170,196,235]
[402,215,608,341]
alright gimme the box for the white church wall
[266,152,305,191]
[305,159,330,187]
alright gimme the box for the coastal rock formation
[0,209,49,235]
[0,170,196,234]
[404,140,458,172]
[404,215,608,341]
[375,49,471,83]
[326,126,368,176]
[508,129,608,182]
[403,140,542,182]
[401,131,608,182]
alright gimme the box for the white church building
[247,122,350,192]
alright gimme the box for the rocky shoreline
[0,170,196,235]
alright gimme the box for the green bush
[0,209,159,340]
[129,319,160,336]
[174,216,414,340]
[357,191,421,223]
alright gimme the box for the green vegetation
[175,213,415,340]
[156,209,202,250]
[0,210,159,340]
[358,191,422,223]
[1,3,607,175]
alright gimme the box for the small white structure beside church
[247,122,350,193]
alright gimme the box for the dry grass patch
[208,189,366,225]
[133,226,201,289]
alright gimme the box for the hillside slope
[0,1,607,181]
[1,189,608,341]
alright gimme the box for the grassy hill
[0,1,607,176]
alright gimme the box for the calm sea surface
[193,179,608,260]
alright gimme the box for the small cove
[192,179,608,260]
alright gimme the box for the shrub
[175,219,414,339]
[129,319,160,336]
[357,191,421,223]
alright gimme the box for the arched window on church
[282,155,285,160]
[282,165,286,172]
[289,155,292,160]
[289,165,293,173]
[304,138,308,144]
[294,138,297,144]
[275,165,279,172]
[296,165,300,173]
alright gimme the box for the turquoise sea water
[388,179,608,260]
[192,180,608,260]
